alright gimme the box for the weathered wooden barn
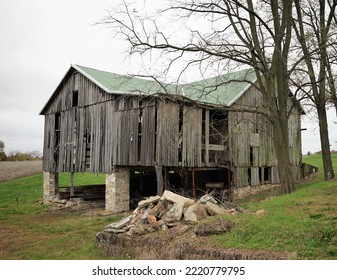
[40,64,303,211]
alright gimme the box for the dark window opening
[248,168,251,185]
[124,97,133,110]
[209,110,227,145]
[84,130,91,170]
[178,103,183,132]
[85,131,91,144]
[254,123,259,134]
[72,91,78,107]
[250,146,254,166]
[138,102,143,140]
[55,113,61,146]
[259,167,263,184]
[264,167,271,183]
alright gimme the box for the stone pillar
[43,172,59,204]
[105,167,130,212]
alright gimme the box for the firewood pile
[103,190,244,236]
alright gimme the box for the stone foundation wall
[105,167,130,212]
[43,172,59,204]
[232,184,281,200]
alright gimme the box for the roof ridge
[182,67,255,86]
[73,64,170,83]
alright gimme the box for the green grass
[0,172,123,260]
[209,154,337,259]
[1,156,337,260]
[302,153,337,180]
[212,181,337,259]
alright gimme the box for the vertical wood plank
[205,110,209,165]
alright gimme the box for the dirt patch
[0,223,48,259]
[0,161,42,182]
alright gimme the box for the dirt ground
[0,161,42,182]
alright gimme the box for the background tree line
[0,140,42,161]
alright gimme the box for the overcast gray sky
[0,0,336,155]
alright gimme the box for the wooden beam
[155,165,164,195]
[201,144,225,151]
[163,167,168,191]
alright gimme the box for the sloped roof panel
[73,64,179,95]
[181,68,257,106]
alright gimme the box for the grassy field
[208,154,337,259]
[0,172,122,259]
[0,155,336,259]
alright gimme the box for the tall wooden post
[155,165,164,195]
[192,169,196,198]
[70,172,74,198]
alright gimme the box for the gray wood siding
[44,70,114,115]
[42,71,222,172]
[42,114,56,171]
[156,101,180,166]
[228,86,302,186]
[140,103,156,166]
[228,87,277,170]
[182,106,202,167]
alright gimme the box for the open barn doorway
[129,167,232,209]
[129,167,184,209]
[185,167,232,202]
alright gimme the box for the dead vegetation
[0,161,42,182]
[96,190,290,260]
[97,222,294,260]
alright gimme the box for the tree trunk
[317,104,335,180]
[272,116,295,194]
[262,78,295,194]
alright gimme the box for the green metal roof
[73,64,179,95]
[181,68,257,106]
[74,64,257,107]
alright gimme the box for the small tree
[0,140,7,161]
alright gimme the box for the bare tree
[101,0,296,193]
[292,0,336,180]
